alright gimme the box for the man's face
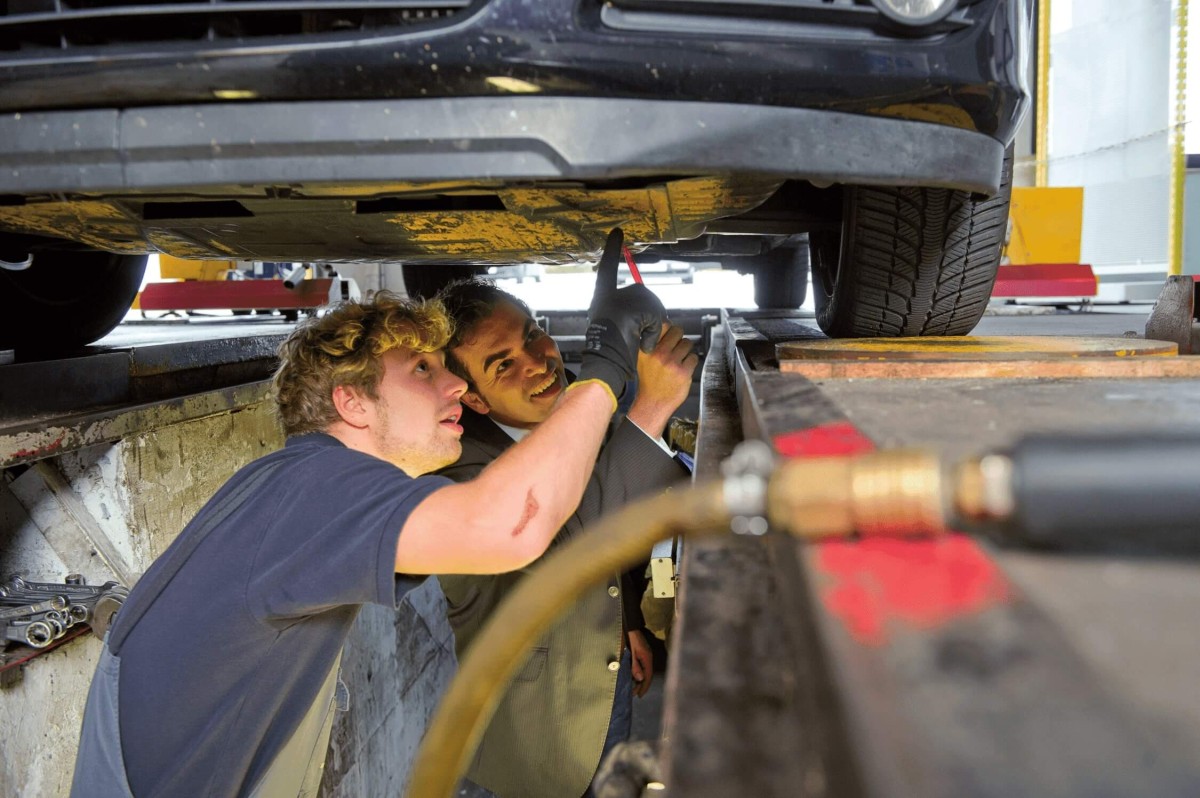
[453,300,566,429]
[368,347,468,476]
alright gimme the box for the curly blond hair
[273,291,453,436]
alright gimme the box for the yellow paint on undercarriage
[0,201,148,253]
[0,175,783,262]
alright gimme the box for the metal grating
[0,0,472,51]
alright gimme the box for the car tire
[810,148,1014,338]
[0,250,148,352]
[749,242,810,310]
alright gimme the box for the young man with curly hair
[70,248,665,798]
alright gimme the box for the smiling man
[70,276,664,798]
[431,244,698,798]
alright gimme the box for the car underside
[0,0,1030,350]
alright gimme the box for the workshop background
[3,1,1200,796]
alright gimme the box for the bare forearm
[475,381,612,534]
[397,382,613,574]
[626,397,674,440]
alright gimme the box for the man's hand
[628,629,654,698]
[579,229,667,401]
[627,323,699,439]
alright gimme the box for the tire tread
[814,149,1014,338]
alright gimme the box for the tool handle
[621,245,643,284]
[1007,435,1200,550]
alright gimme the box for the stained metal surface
[0,326,286,466]
[0,173,783,262]
[668,310,1200,796]
[777,335,1177,360]
[0,353,133,422]
[0,381,272,469]
[663,325,863,798]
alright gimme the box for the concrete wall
[0,401,283,796]
[1,395,456,797]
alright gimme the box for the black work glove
[579,228,667,401]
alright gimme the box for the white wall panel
[1049,0,1171,293]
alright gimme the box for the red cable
[621,245,644,284]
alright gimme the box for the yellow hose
[405,481,732,798]
[405,445,952,797]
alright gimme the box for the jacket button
[608,586,619,598]
[607,660,621,672]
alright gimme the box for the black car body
[0,0,1030,349]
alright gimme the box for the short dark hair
[435,277,534,385]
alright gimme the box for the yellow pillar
[1168,0,1189,276]
[1035,0,1051,187]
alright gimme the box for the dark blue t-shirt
[110,433,451,797]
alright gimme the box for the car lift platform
[665,308,1200,798]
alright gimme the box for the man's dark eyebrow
[481,316,533,376]
[481,346,510,376]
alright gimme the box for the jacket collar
[460,406,515,452]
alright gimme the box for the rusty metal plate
[0,174,782,262]
[777,336,1177,361]
[675,313,1200,797]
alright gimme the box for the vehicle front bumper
[0,96,1006,196]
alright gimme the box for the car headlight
[870,0,958,26]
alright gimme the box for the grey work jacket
[436,411,684,798]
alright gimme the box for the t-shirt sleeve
[246,453,452,624]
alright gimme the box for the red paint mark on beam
[773,422,1011,646]
[774,422,875,458]
[816,536,1011,645]
[12,435,65,460]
